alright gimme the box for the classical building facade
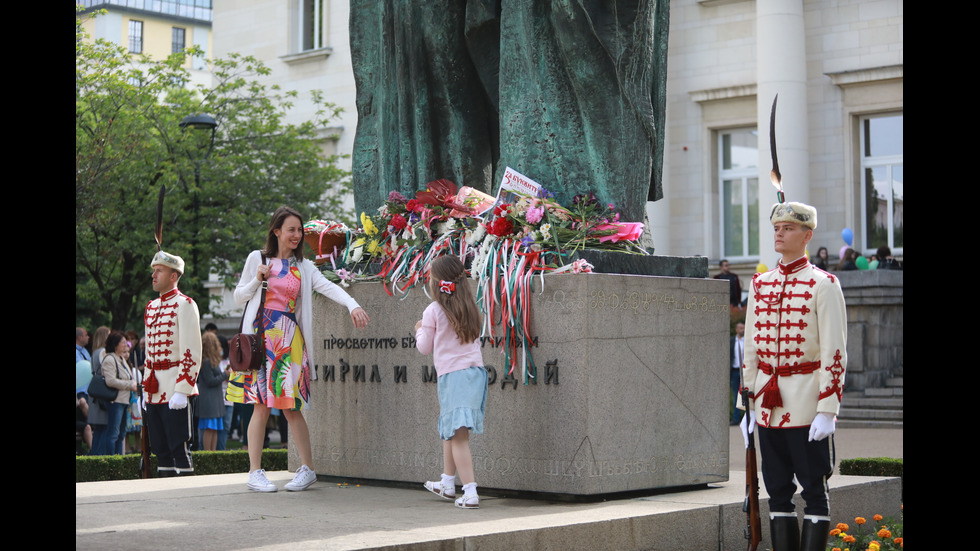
[78,0,213,88]
[650,0,902,288]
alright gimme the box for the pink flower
[525,206,544,224]
[596,222,644,243]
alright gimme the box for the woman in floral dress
[234,206,370,492]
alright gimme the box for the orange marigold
[832,548,841,551]
[842,534,856,543]
[836,523,850,532]
[829,529,841,537]
[855,517,866,525]
[894,537,903,545]
[878,528,892,539]
[873,514,883,522]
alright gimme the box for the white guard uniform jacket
[143,288,202,404]
[741,256,847,429]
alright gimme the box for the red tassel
[144,371,159,395]
[759,376,783,409]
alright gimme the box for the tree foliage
[76,12,353,330]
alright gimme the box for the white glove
[739,409,757,448]
[169,392,188,410]
[808,412,836,441]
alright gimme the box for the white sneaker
[285,465,317,491]
[247,469,277,492]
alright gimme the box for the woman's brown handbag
[229,254,268,372]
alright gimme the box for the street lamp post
[178,114,218,306]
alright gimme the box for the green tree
[76,12,353,330]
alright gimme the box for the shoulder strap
[238,253,269,333]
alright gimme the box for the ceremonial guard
[740,98,847,551]
[143,251,202,476]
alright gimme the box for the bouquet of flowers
[310,177,648,382]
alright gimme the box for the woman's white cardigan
[234,250,360,362]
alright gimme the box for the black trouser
[758,426,834,516]
[145,403,194,474]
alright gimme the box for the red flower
[390,214,408,231]
[487,217,514,237]
[406,199,422,213]
[494,203,511,217]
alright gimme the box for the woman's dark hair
[263,206,306,260]
[105,331,127,354]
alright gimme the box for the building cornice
[689,84,757,104]
[825,65,903,87]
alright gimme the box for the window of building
[172,27,186,54]
[860,113,903,254]
[718,128,760,260]
[128,20,143,54]
[300,0,325,51]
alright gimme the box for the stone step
[885,376,904,387]
[838,407,903,421]
[837,419,904,430]
[841,396,904,409]
[863,387,904,398]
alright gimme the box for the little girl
[415,255,488,509]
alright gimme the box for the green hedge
[840,457,903,497]
[840,457,903,478]
[76,449,288,483]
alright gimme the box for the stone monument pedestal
[301,272,730,496]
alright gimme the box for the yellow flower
[873,514,883,522]
[361,212,378,236]
[367,239,379,254]
[877,529,892,539]
[868,541,880,551]
[855,517,866,525]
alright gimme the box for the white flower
[540,223,552,241]
[349,246,364,264]
[466,224,487,246]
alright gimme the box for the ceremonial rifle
[741,387,762,551]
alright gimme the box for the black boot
[800,516,830,551]
[769,513,800,551]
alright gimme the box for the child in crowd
[414,255,488,509]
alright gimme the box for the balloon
[839,245,849,259]
[856,256,869,270]
[869,259,879,270]
[841,228,853,246]
[755,263,768,274]
[76,360,92,393]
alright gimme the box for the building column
[756,0,809,267]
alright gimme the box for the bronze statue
[351,0,669,222]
